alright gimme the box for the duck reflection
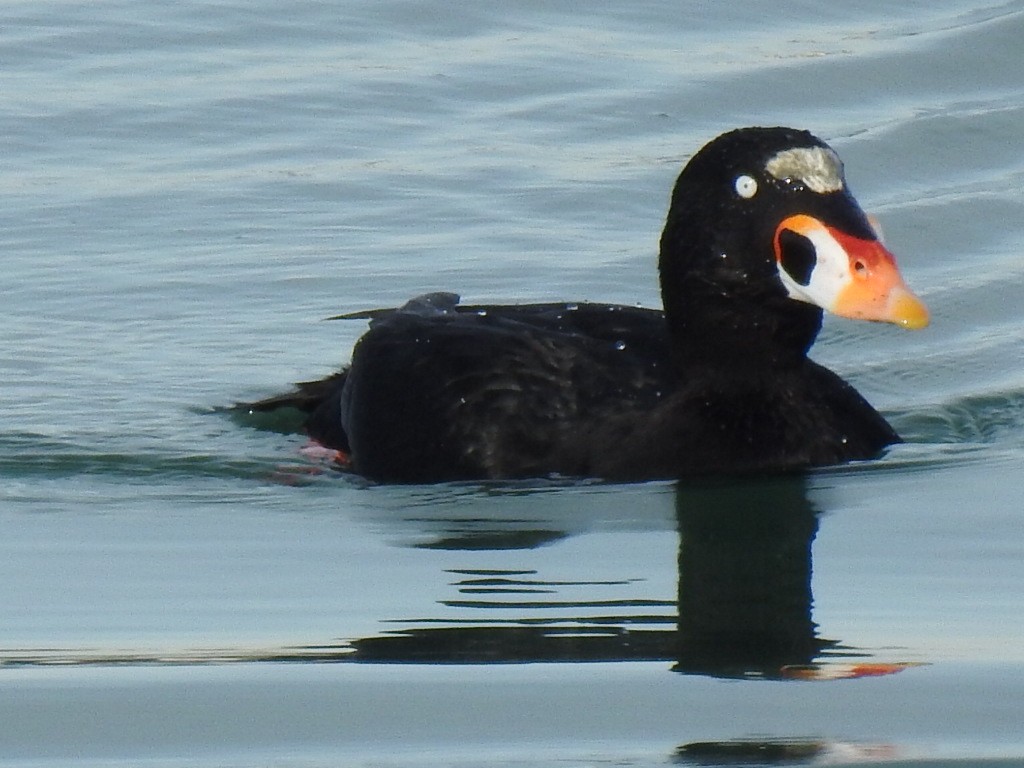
[345,475,884,680]
[673,477,831,677]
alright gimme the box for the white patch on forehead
[764,146,844,193]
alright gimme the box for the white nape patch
[765,146,844,193]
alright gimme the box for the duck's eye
[734,174,758,199]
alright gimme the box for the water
[2,0,1024,765]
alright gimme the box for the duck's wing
[338,302,673,482]
[241,295,671,464]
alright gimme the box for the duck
[242,127,929,483]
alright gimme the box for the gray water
[3,1,1024,766]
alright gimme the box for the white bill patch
[777,224,852,311]
[765,146,844,193]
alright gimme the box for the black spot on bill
[778,230,817,287]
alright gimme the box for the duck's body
[242,127,928,483]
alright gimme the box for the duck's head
[659,127,928,362]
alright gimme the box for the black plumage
[242,127,927,483]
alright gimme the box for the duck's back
[338,298,674,482]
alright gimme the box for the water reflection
[348,476,903,680]
[673,738,899,765]
[1,475,918,676]
[673,479,829,677]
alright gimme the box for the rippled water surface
[3,1,1024,766]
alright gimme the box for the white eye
[734,174,758,199]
